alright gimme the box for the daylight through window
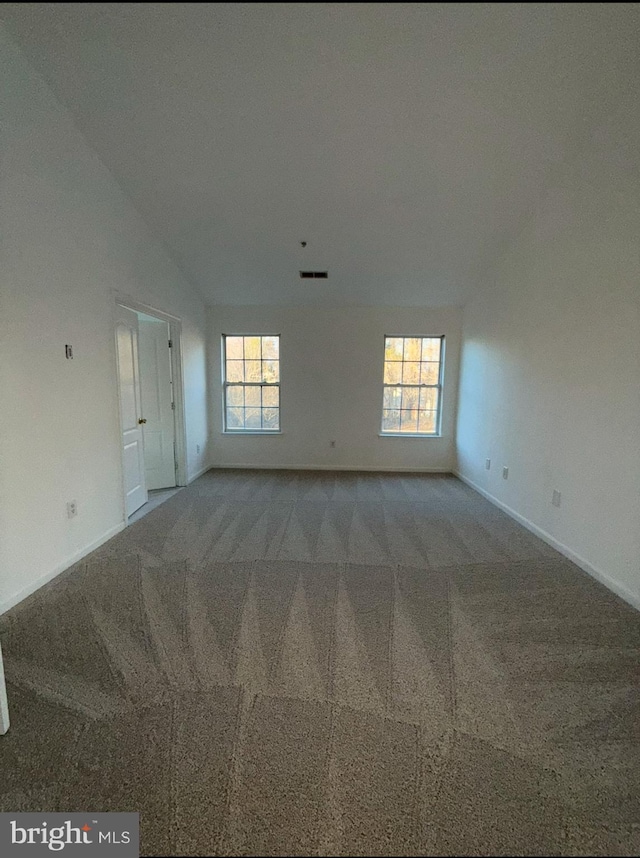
[381,336,444,434]
[223,335,280,431]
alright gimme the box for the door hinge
[168,339,173,348]
[171,401,175,410]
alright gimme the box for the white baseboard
[454,470,640,612]
[188,464,212,483]
[209,463,453,473]
[0,522,126,616]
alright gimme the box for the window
[223,335,280,431]
[381,336,444,435]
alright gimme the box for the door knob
[138,418,147,424]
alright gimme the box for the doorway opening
[114,299,187,524]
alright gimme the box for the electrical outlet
[552,489,561,507]
[502,466,509,480]
[330,440,336,448]
[66,500,77,518]
[485,458,491,470]
[196,444,201,455]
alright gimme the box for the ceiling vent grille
[299,271,328,279]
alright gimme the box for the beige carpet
[1,470,639,856]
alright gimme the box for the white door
[0,641,9,735]
[116,305,148,517]
[138,318,176,490]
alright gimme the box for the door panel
[116,306,147,517]
[0,641,9,734]
[138,319,176,490]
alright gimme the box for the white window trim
[222,334,281,434]
[378,432,442,439]
[380,335,445,437]
[223,426,281,436]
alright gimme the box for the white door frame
[113,295,188,523]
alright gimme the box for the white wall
[209,305,461,471]
[456,95,640,608]
[0,27,209,613]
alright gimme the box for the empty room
[1,3,639,856]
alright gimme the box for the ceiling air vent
[299,271,328,279]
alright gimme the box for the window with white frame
[381,336,444,435]
[223,335,280,431]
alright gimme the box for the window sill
[222,430,283,436]
[378,433,442,439]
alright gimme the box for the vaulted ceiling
[2,3,638,305]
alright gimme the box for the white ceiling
[2,3,638,306]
